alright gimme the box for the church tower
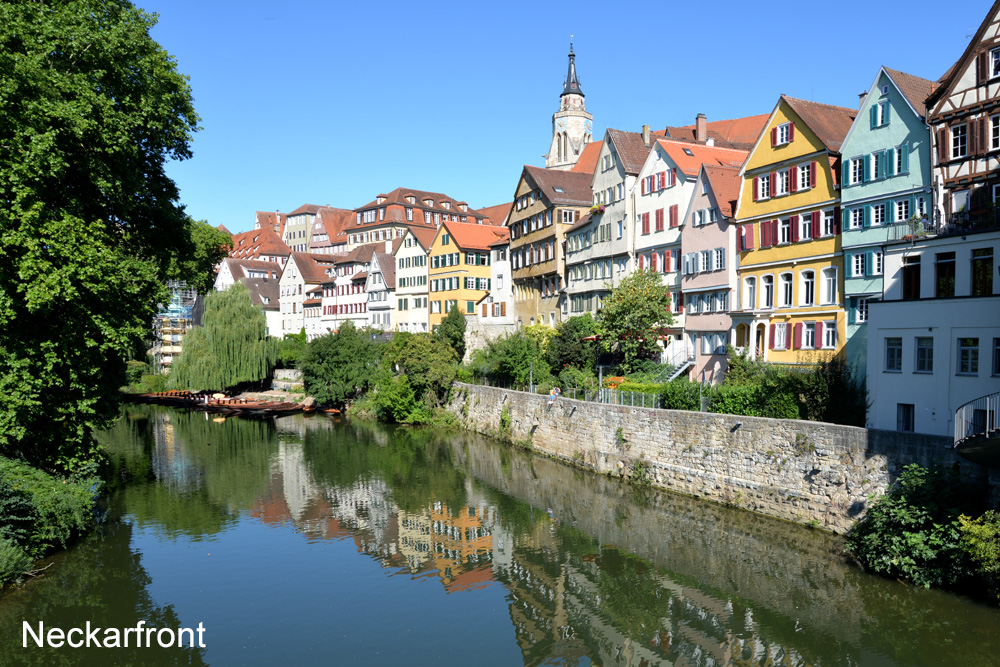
[545,41,593,171]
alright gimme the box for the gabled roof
[401,226,439,253]
[475,202,513,226]
[288,252,337,284]
[654,139,748,178]
[229,226,291,260]
[287,203,326,216]
[372,253,396,290]
[523,165,593,205]
[566,212,593,234]
[355,187,478,217]
[255,211,287,236]
[701,165,742,219]
[221,258,281,279]
[335,243,379,266]
[664,114,770,151]
[316,208,354,243]
[238,277,279,310]
[781,96,857,153]
[440,220,509,251]
[570,140,602,175]
[217,224,232,235]
[606,128,661,174]
[926,0,1000,109]
[883,67,934,118]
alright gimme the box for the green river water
[0,405,998,666]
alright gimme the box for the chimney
[858,91,867,108]
[695,113,708,142]
[642,124,650,146]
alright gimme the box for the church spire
[561,38,583,97]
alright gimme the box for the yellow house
[732,96,856,364]
[428,220,509,329]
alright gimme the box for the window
[897,404,915,432]
[779,218,791,244]
[895,199,910,223]
[915,337,933,373]
[776,122,791,144]
[799,164,811,190]
[823,210,836,237]
[872,151,883,180]
[822,268,837,304]
[994,338,1000,376]
[803,323,816,349]
[872,101,889,128]
[744,277,757,310]
[466,301,475,314]
[959,338,979,375]
[850,208,864,230]
[872,203,885,226]
[873,250,883,275]
[762,275,774,309]
[993,115,1000,151]
[852,253,867,278]
[972,248,994,296]
[992,47,1000,79]
[800,214,812,240]
[562,209,575,224]
[714,248,725,271]
[779,273,792,307]
[952,124,967,159]
[776,169,789,196]
[855,297,869,323]
[851,157,865,185]
[774,323,788,350]
[885,338,903,372]
[801,270,815,306]
[902,256,921,300]
[759,174,771,199]
[935,252,956,298]
[823,322,837,348]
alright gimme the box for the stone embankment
[446,383,997,533]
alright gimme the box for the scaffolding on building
[150,281,203,373]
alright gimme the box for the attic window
[683,148,694,156]
[442,202,450,210]
[880,84,890,96]
[553,186,565,193]
[406,196,416,204]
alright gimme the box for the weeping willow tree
[169,283,278,391]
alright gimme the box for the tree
[277,328,308,369]
[0,1,199,473]
[384,333,457,404]
[299,322,383,407]
[169,283,278,391]
[596,270,672,373]
[164,218,233,294]
[546,314,598,371]
[437,306,467,360]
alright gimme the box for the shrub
[0,537,31,587]
[300,322,383,407]
[710,383,766,417]
[558,366,598,393]
[660,379,703,411]
[846,463,979,588]
[546,314,598,371]
[125,360,148,386]
[371,375,422,424]
[277,329,308,369]
[959,510,1000,601]
[615,381,664,395]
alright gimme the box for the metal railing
[954,391,1000,447]
[585,388,662,409]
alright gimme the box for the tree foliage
[0,0,199,473]
[164,218,232,294]
[169,283,277,391]
[277,328,307,369]
[437,306,467,360]
[299,322,383,407]
[384,333,457,404]
[469,332,551,388]
[547,314,598,371]
[596,270,672,373]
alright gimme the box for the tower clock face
[556,118,567,131]
[586,120,593,133]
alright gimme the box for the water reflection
[4,406,998,667]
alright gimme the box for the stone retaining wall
[446,383,995,533]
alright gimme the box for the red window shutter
[788,123,795,142]
[639,254,645,270]
[810,161,817,187]
[651,252,658,272]
[771,127,778,147]
[746,223,754,250]
[759,222,769,248]
[669,205,678,227]
[815,322,824,348]
[790,166,798,192]
[679,292,684,312]
[793,323,803,350]
[753,176,760,201]
[978,116,989,156]
[790,215,799,242]
[659,171,666,189]
[665,250,672,272]
[769,324,776,349]
[671,168,677,185]
[811,211,821,238]
[641,178,646,195]
[769,173,777,198]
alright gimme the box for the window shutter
[639,254,645,270]
[879,149,888,178]
[865,250,874,277]
[978,51,988,86]
[833,207,841,234]
[759,222,769,248]
[481,303,487,317]
[870,105,878,129]
[815,322,823,348]
[769,324,776,349]
[769,173,777,197]
[641,178,647,195]
[771,127,778,147]
[848,299,856,324]
[790,215,799,242]
[937,128,948,163]
[970,120,980,156]
[678,292,684,312]
[885,200,893,223]
[793,323,803,350]
[884,102,891,125]
[886,147,895,176]
[661,171,667,189]
[862,206,870,228]
[670,204,678,227]
[862,154,871,182]
[746,224,755,250]
[909,195,916,220]
[788,123,795,142]
[790,166,798,192]
[651,252,658,272]
[772,219,780,246]
[978,116,988,156]
[753,176,760,201]
[810,161,817,187]
[842,159,850,187]
[811,211,821,238]
[901,142,909,174]
[671,168,678,185]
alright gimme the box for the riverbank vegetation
[846,463,1000,601]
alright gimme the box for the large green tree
[437,306,467,360]
[165,218,232,294]
[300,322,383,407]
[0,0,199,473]
[596,269,672,373]
[169,283,278,391]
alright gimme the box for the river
[1,405,997,666]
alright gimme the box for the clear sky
[141,0,986,234]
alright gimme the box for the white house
[366,252,396,331]
[214,258,280,292]
[393,227,437,333]
[279,252,335,337]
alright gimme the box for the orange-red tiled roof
[655,139,748,178]
[229,226,291,260]
[702,165,742,220]
[882,67,934,117]
[406,226,438,252]
[475,202,513,226]
[782,96,857,154]
[665,114,770,151]
[570,141,602,175]
[440,221,509,251]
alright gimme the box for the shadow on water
[1,406,998,667]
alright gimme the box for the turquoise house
[838,67,934,373]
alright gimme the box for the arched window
[779,273,793,307]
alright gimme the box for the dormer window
[376,196,386,205]
[442,202,450,210]
[406,196,416,204]
[424,199,433,207]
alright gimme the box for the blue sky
[142,0,986,233]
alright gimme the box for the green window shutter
[886,147,895,176]
[910,196,916,220]
[865,250,874,277]
[886,200,894,223]
[879,150,887,178]
[848,298,856,324]
[883,101,891,126]
[842,160,850,187]
[870,105,877,129]
[863,154,871,182]
[862,206,870,228]
[901,142,909,174]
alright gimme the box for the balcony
[887,207,1000,243]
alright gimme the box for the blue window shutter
[862,206,870,228]
[842,160,850,187]
[863,154,871,182]
[865,250,874,277]
[910,196,916,219]
[848,298,856,324]
[870,105,877,129]
[884,101,890,126]
[886,200,894,223]
[886,147,894,176]
[901,142,909,174]
[879,150,887,178]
